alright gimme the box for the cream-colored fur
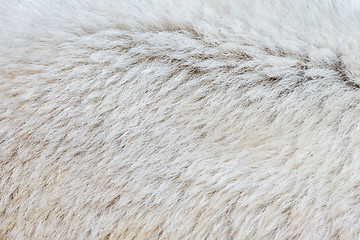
[2,0,360,239]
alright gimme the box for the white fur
[2,0,360,239]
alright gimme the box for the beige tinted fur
[2,0,360,239]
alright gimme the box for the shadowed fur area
[2,0,360,239]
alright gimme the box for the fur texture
[2,0,360,239]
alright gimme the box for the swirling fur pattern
[2,0,360,239]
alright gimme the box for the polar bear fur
[2,0,360,239]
